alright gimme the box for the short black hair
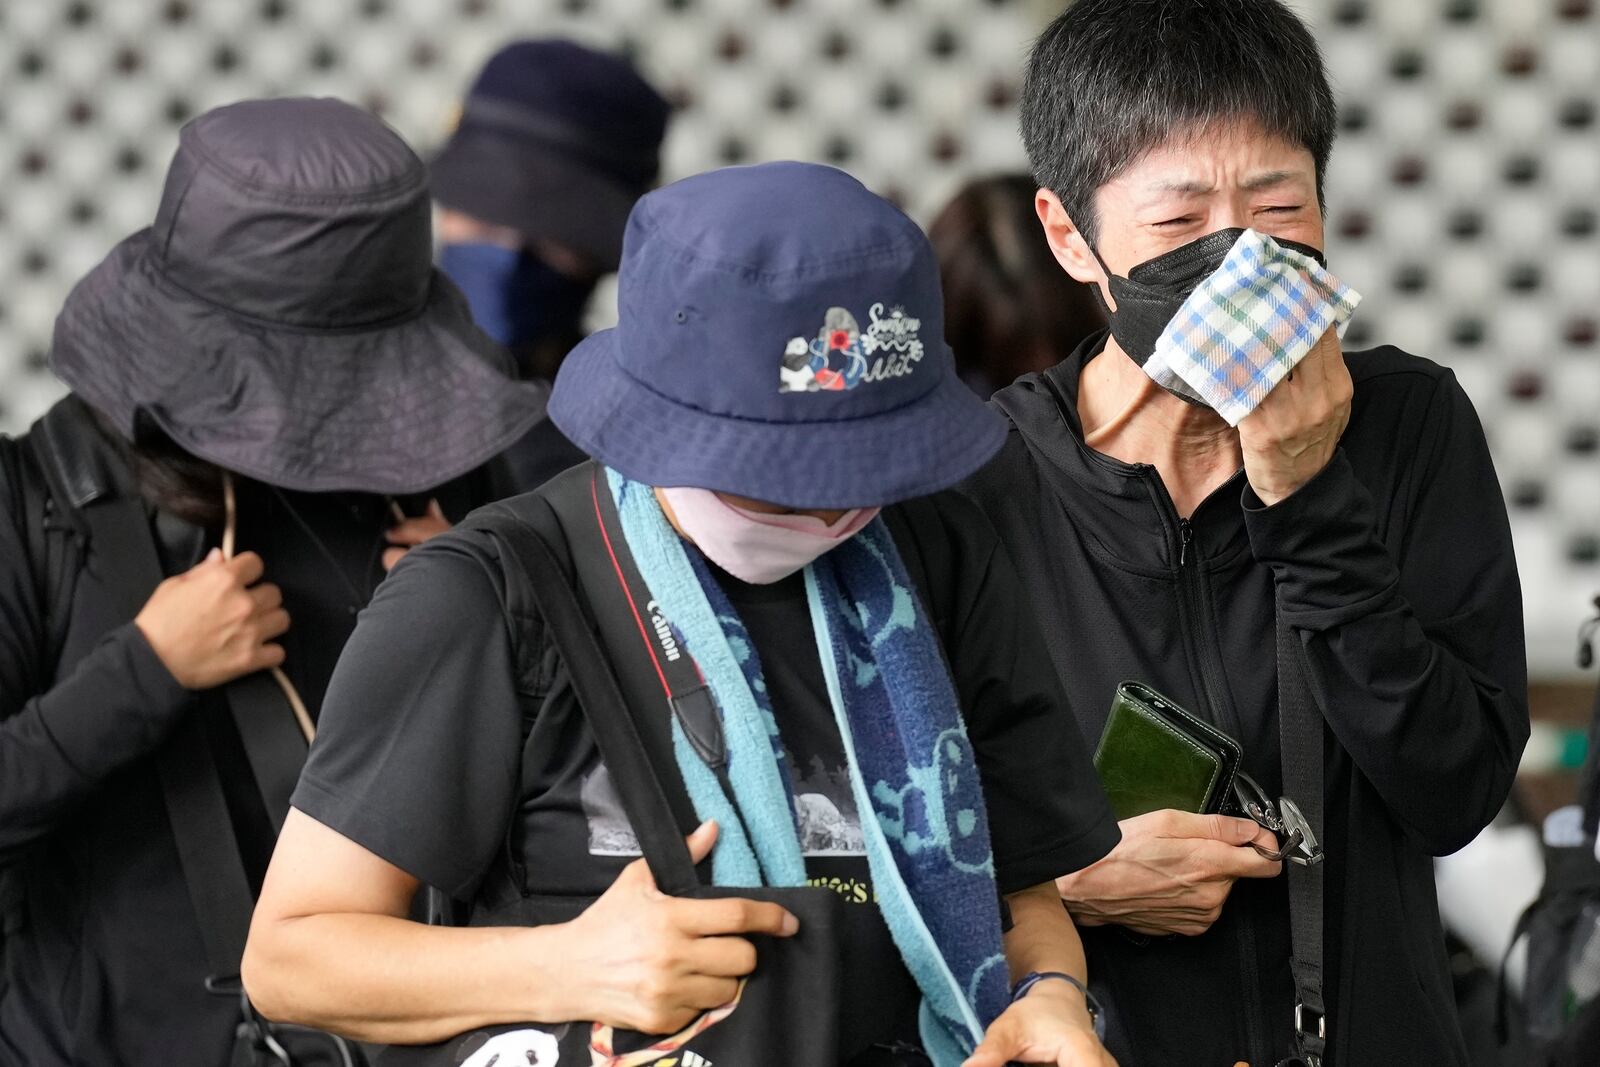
[1020,0,1337,246]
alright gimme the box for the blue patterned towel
[610,470,1008,1064]
[1144,228,1362,426]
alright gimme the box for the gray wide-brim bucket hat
[549,162,1007,509]
[52,97,548,495]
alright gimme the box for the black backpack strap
[471,501,701,897]
[20,403,306,994]
[12,400,104,673]
[76,496,256,980]
[1276,610,1327,1067]
[225,672,310,837]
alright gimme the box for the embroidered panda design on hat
[779,303,927,393]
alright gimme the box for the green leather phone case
[1092,681,1244,821]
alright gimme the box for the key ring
[1250,828,1306,863]
[1232,773,1324,866]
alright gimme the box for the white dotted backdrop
[0,0,1594,678]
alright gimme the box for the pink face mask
[659,487,880,585]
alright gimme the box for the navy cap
[430,40,670,270]
[549,162,1007,508]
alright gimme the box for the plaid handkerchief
[1144,229,1362,426]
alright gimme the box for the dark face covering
[1091,227,1326,405]
[439,242,596,371]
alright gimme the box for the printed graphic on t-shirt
[580,752,865,857]
[459,1028,560,1067]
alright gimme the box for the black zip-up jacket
[960,335,1528,1067]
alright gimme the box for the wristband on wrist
[1010,971,1106,1041]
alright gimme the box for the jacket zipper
[1173,512,1269,1065]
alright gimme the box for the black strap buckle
[1294,1001,1327,1067]
[1294,1001,1326,1041]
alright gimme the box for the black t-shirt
[294,489,1119,1055]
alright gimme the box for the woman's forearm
[242,911,576,1044]
[1003,881,1091,996]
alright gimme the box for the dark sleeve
[933,495,1121,893]
[291,531,526,901]
[1242,371,1529,856]
[0,449,192,860]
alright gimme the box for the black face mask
[1092,227,1327,402]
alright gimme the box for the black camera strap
[578,473,732,770]
[473,503,702,896]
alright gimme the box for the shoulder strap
[1277,611,1326,1067]
[77,496,255,980]
[1579,662,1600,837]
[225,673,309,836]
[0,434,61,672]
[26,404,299,979]
[471,501,702,897]
[11,400,108,673]
[538,466,707,839]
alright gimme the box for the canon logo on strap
[645,599,681,662]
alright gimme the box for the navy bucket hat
[429,40,670,271]
[549,162,1007,508]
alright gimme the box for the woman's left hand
[962,982,1119,1067]
[1237,328,1353,506]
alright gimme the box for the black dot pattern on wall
[1567,425,1600,456]
[1446,101,1483,132]
[1507,370,1545,401]
[0,0,1591,672]
[1447,209,1484,240]
[1503,155,1540,185]
[1451,318,1487,348]
[1510,480,1546,510]
[1394,263,1429,293]
[1562,208,1596,238]
[1333,1,1368,26]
